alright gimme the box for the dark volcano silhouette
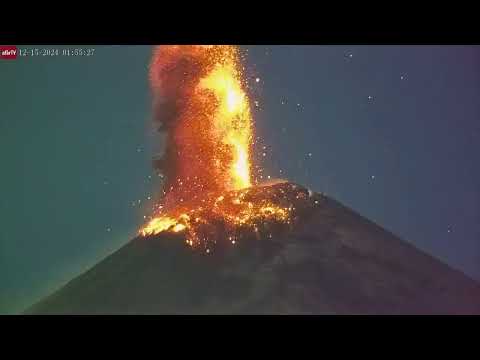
[26,182,480,314]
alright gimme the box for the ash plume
[148,45,253,210]
[149,46,205,207]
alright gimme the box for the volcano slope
[26,182,480,314]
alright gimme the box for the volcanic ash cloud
[148,45,253,210]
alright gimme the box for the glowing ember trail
[140,45,292,250]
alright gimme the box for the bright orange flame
[198,63,252,189]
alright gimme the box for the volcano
[26,182,480,315]
[24,46,480,314]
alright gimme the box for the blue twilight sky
[1,45,479,314]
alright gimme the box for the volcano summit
[26,182,480,314]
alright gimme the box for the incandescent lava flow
[140,45,293,251]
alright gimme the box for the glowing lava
[140,45,290,250]
[198,61,252,190]
[140,183,300,251]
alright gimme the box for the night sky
[1,45,479,314]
